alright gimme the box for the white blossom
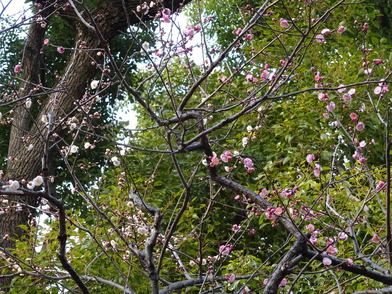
[27,181,35,190]
[90,80,99,90]
[111,156,121,166]
[70,145,79,154]
[6,180,20,192]
[25,98,32,109]
[84,142,92,149]
[32,176,43,187]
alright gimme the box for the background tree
[1,0,392,293]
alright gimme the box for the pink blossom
[338,232,348,241]
[358,140,366,148]
[263,278,269,286]
[364,68,372,75]
[313,164,322,177]
[323,257,332,266]
[374,86,382,95]
[337,84,346,93]
[348,88,356,95]
[371,234,380,243]
[209,156,220,167]
[244,34,253,41]
[232,224,241,233]
[220,151,232,163]
[232,27,243,36]
[246,74,253,82]
[356,122,365,131]
[274,207,283,216]
[359,157,367,164]
[57,46,65,54]
[306,224,315,232]
[376,181,386,190]
[44,38,50,45]
[337,26,347,33]
[315,34,326,43]
[352,151,361,160]
[162,8,171,23]
[234,195,241,200]
[279,278,287,287]
[373,59,384,65]
[322,113,330,119]
[314,72,323,82]
[183,26,195,38]
[321,28,331,35]
[243,158,254,169]
[347,258,354,266]
[219,244,233,255]
[326,245,338,255]
[260,70,269,80]
[343,93,352,101]
[226,273,236,282]
[194,24,201,31]
[13,64,21,74]
[318,92,328,101]
[326,101,335,112]
[309,235,318,245]
[306,154,316,163]
[350,113,358,121]
[280,18,289,28]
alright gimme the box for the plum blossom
[69,145,79,154]
[25,98,32,109]
[246,74,253,82]
[326,101,335,112]
[306,224,315,232]
[306,154,316,163]
[280,18,289,28]
[323,257,332,266]
[338,232,348,241]
[347,258,354,266]
[348,88,356,95]
[242,137,249,147]
[183,26,195,38]
[326,245,338,255]
[373,59,384,65]
[232,27,242,36]
[350,113,358,121]
[57,46,65,54]
[27,181,35,190]
[5,180,20,192]
[356,122,365,131]
[219,244,233,255]
[371,234,381,243]
[32,176,44,187]
[364,68,372,75]
[220,151,232,163]
[44,38,50,45]
[14,64,21,74]
[209,156,220,167]
[315,34,326,43]
[343,93,352,101]
[337,25,347,33]
[352,151,361,160]
[376,181,386,190]
[279,278,287,287]
[90,80,99,89]
[225,273,236,282]
[374,86,382,95]
[111,156,121,166]
[232,224,241,233]
[243,158,254,173]
[321,28,331,35]
[244,33,253,40]
[337,84,346,93]
[162,8,171,23]
[358,140,366,148]
[313,164,322,177]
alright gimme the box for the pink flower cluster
[219,244,233,255]
[243,158,254,173]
